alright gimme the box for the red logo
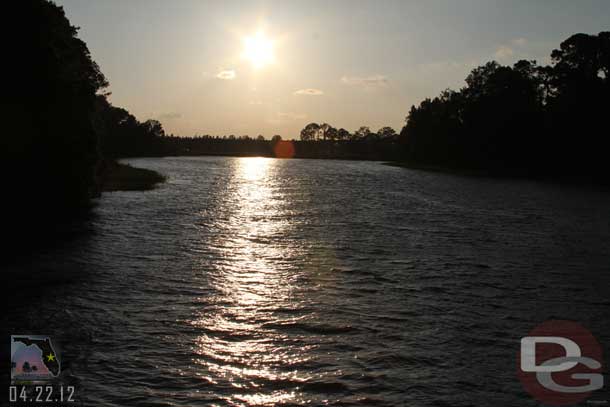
[517,320,604,405]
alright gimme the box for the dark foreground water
[4,156,610,406]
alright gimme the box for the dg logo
[518,320,605,406]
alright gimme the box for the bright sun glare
[242,32,274,69]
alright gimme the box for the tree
[551,32,610,87]
[5,0,108,239]
[401,61,545,169]
[257,135,265,141]
[377,127,397,141]
[300,123,320,141]
[326,126,339,141]
[546,31,610,176]
[317,123,338,141]
[399,31,610,181]
[337,128,351,141]
[95,96,167,157]
[271,135,282,142]
[142,120,165,138]
[353,126,371,140]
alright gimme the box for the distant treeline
[400,32,609,180]
[153,125,402,160]
[156,136,399,161]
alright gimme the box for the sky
[56,0,610,139]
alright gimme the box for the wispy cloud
[294,88,324,96]
[494,38,528,61]
[494,46,514,60]
[216,69,236,80]
[341,74,388,87]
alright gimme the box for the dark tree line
[4,0,167,244]
[95,96,166,158]
[5,0,108,217]
[399,32,610,180]
[161,134,272,157]
[299,123,398,142]
[156,130,402,160]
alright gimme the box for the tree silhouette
[322,124,338,141]
[337,128,351,141]
[354,126,371,140]
[399,31,609,181]
[95,96,166,158]
[377,127,397,141]
[300,123,321,141]
[5,0,109,241]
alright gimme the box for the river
[4,156,610,406]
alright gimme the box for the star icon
[46,353,56,362]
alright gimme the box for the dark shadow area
[2,1,166,259]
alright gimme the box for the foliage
[298,123,399,142]
[399,31,610,179]
[95,96,166,158]
[5,0,108,219]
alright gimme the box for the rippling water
[4,156,610,406]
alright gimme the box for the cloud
[341,74,388,87]
[494,46,514,60]
[294,88,324,96]
[156,112,182,120]
[216,69,236,80]
[494,38,528,61]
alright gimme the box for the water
[4,156,610,406]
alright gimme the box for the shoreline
[384,161,493,177]
[386,161,609,187]
[101,160,166,192]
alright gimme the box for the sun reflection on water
[190,157,310,405]
[240,156,271,181]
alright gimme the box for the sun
[242,32,275,69]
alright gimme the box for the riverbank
[384,161,502,178]
[101,160,166,192]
